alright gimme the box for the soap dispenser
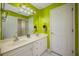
[34,25,37,32]
[43,25,47,32]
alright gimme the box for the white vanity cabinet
[33,37,47,56]
[2,36,47,56]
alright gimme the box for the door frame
[50,4,75,55]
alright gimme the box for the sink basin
[18,36,27,40]
[1,39,28,49]
[1,37,27,46]
[33,34,43,37]
[12,40,27,45]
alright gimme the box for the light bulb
[20,8,24,12]
[30,9,33,12]
[21,5,26,9]
[34,11,36,14]
[27,11,31,15]
[26,7,30,11]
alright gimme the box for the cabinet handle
[36,54,38,56]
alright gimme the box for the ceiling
[31,3,51,9]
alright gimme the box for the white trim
[72,4,75,56]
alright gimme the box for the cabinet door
[32,40,39,56]
[33,37,47,56]
[38,37,47,55]
[3,43,33,56]
[40,37,47,54]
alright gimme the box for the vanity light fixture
[20,4,36,16]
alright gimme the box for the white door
[50,4,74,56]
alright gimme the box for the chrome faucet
[14,36,19,41]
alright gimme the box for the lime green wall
[0,3,2,40]
[33,11,39,33]
[41,10,50,48]
[75,4,78,56]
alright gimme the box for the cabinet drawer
[3,43,33,56]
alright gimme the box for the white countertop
[0,34,48,54]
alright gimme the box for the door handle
[51,32,56,35]
[51,32,54,34]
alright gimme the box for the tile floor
[42,50,60,56]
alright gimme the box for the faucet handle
[0,48,2,56]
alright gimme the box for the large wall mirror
[2,16,18,39]
[2,16,34,40]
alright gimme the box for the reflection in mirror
[28,17,34,34]
[2,16,34,40]
[17,17,34,36]
[2,16,18,39]
[17,19,26,36]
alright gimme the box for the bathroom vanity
[0,34,47,56]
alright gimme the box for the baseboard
[51,51,62,56]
